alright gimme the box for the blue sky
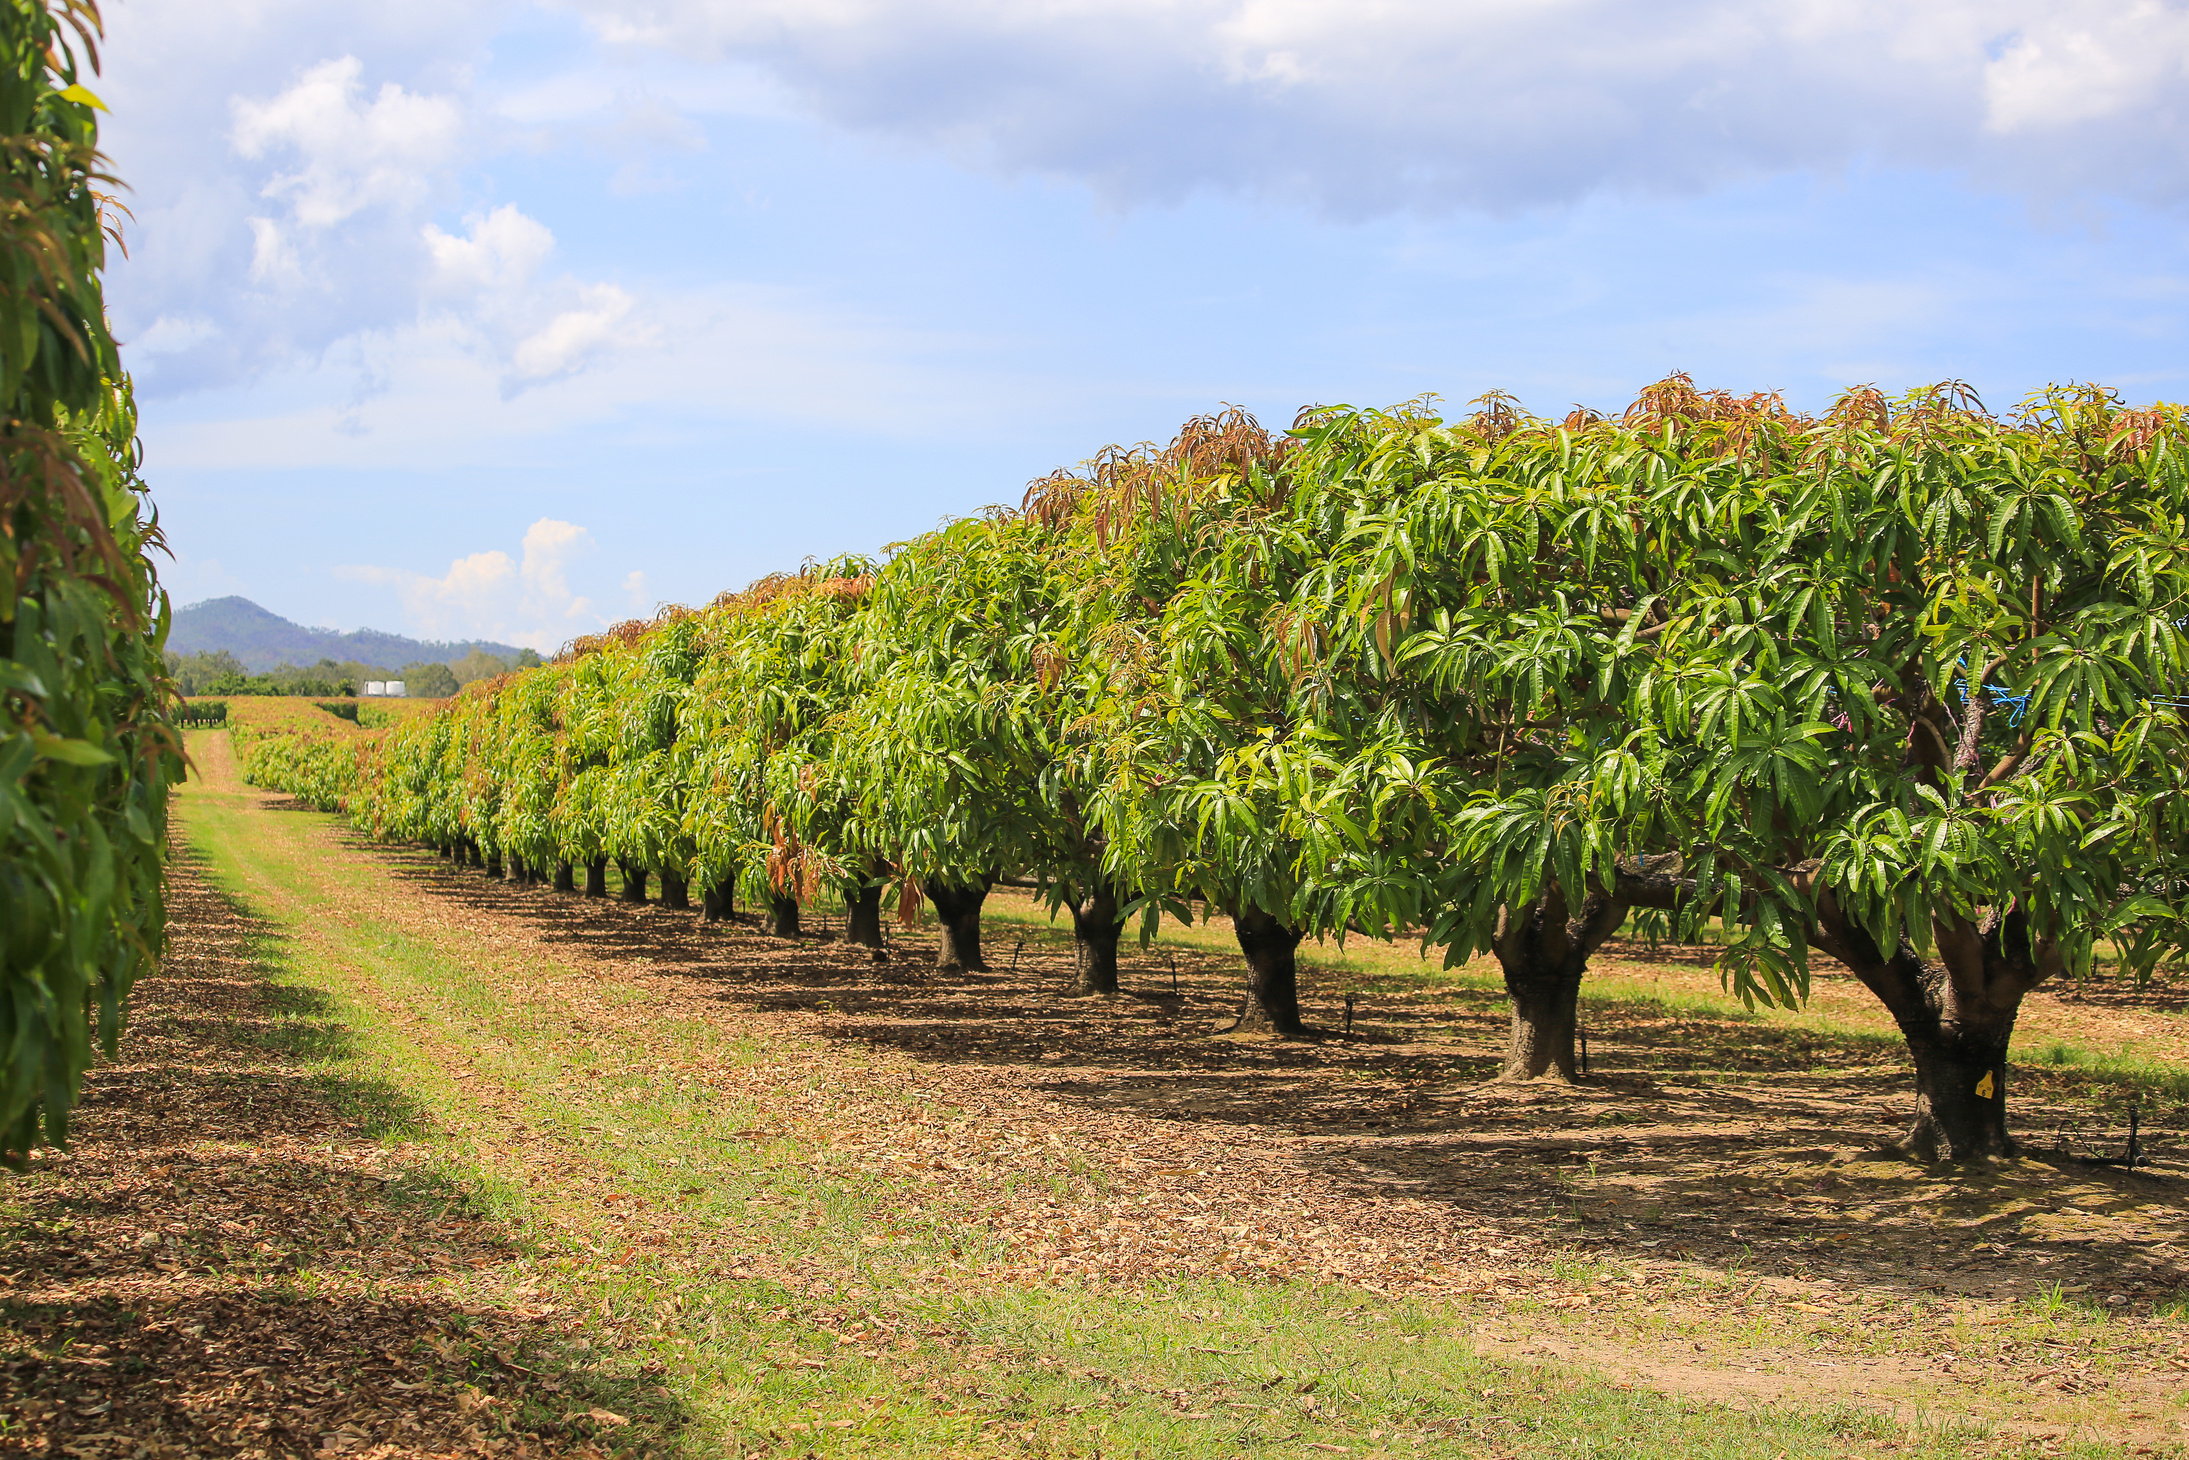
[102,0,2189,651]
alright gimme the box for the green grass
[172,754,2126,1458]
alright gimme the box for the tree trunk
[1502,958,1583,1081]
[1812,894,2050,1162]
[1227,904,1305,1035]
[1903,1021,2016,1160]
[584,857,609,898]
[701,881,735,923]
[844,881,886,951]
[617,860,647,904]
[484,851,503,879]
[508,855,527,883]
[926,879,993,973]
[1069,883,1123,996]
[553,861,576,894]
[1494,889,1626,1082]
[658,868,690,910]
[768,895,800,938]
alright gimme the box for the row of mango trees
[255,379,2189,1164]
[0,0,181,1159]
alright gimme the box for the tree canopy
[245,378,2189,1163]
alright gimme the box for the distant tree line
[167,646,543,698]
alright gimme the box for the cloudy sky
[104,0,2189,650]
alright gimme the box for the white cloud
[416,208,647,390]
[1983,7,2189,134]
[146,281,1039,476]
[104,34,647,399]
[246,216,310,288]
[99,5,651,398]
[511,285,642,380]
[232,56,464,228]
[129,314,220,358]
[340,517,613,651]
[425,204,556,293]
[568,0,2189,212]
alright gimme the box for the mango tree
[1074,411,1353,1033]
[680,567,876,939]
[1260,396,1680,1077]
[841,509,1128,985]
[1448,383,2189,1155]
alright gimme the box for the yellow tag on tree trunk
[1975,1071,1996,1099]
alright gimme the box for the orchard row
[246,379,2189,1164]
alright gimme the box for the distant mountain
[170,596,524,672]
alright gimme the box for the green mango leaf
[31,735,115,767]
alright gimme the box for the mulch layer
[0,847,647,1459]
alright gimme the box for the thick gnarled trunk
[657,868,690,910]
[617,860,648,904]
[1813,895,2050,1161]
[1070,883,1123,996]
[1492,862,1685,1082]
[768,895,800,938]
[1502,957,1584,1081]
[553,861,576,894]
[701,881,735,923]
[1494,889,1625,1082]
[1228,905,1305,1035]
[584,857,609,898]
[926,879,994,973]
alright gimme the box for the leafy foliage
[237,380,2189,1154]
[0,0,182,1157]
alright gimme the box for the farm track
[5,733,2188,1456]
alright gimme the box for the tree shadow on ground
[358,833,2189,1314]
[0,846,683,1459]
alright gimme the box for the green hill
[170,597,524,673]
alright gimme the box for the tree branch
[1611,854,1690,911]
[1975,727,2036,791]
[1907,712,1952,769]
[1952,653,2011,778]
